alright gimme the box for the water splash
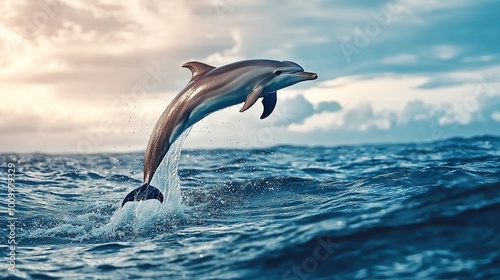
[103,129,191,234]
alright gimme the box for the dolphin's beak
[292,71,318,80]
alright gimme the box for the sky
[1,0,499,153]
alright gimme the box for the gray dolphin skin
[121,59,318,207]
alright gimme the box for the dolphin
[121,59,317,207]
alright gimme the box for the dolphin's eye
[274,70,282,76]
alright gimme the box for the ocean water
[1,135,500,279]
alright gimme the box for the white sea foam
[101,129,191,234]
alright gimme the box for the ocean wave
[1,136,499,279]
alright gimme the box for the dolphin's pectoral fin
[240,87,264,113]
[182,61,216,82]
[121,183,164,207]
[260,91,277,119]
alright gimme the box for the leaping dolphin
[121,59,318,207]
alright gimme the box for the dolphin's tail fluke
[121,183,164,207]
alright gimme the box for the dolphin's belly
[188,90,245,126]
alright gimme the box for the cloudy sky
[1,0,499,153]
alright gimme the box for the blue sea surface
[1,136,500,279]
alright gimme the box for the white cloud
[316,101,342,113]
[205,29,244,65]
[433,45,460,60]
[381,54,417,65]
[462,55,495,63]
[491,111,500,122]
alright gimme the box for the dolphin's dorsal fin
[182,61,216,81]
